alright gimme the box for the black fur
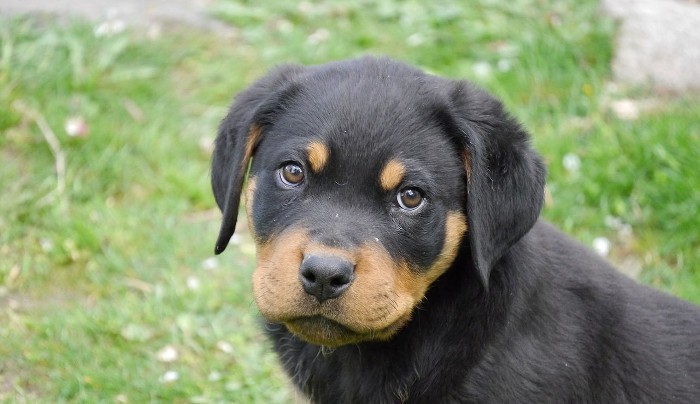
[211,57,700,403]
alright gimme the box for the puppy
[211,57,700,403]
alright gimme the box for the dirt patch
[0,0,234,35]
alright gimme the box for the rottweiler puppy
[211,57,700,403]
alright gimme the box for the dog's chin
[283,315,410,348]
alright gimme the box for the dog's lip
[283,313,412,346]
[285,315,360,335]
[283,315,362,347]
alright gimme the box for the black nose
[299,255,355,303]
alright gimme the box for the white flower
[472,62,492,79]
[64,116,89,138]
[307,29,330,45]
[610,99,639,121]
[156,345,179,363]
[230,234,243,245]
[216,341,233,354]
[497,59,512,72]
[275,19,294,34]
[592,237,611,257]
[407,33,425,47]
[297,1,314,15]
[562,153,581,174]
[186,276,201,291]
[198,136,214,155]
[40,238,54,252]
[201,257,219,270]
[159,370,179,383]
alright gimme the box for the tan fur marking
[251,212,467,347]
[244,177,256,237]
[343,244,415,337]
[396,211,467,301]
[252,229,417,346]
[243,125,263,171]
[462,149,472,184]
[306,141,329,173]
[253,229,309,318]
[304,244,355,264]
[428,212,468,278]
[379,159,406,191]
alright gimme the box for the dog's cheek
[390,211,467,309]
[333,212,467,338]
[338,245,415,333]
[251,228,309,321]
[422,211,468,286]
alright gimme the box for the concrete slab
[602,0,700,92]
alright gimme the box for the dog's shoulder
[484,220,700,401]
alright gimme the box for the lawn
[1,0,698,401]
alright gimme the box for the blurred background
[1,0,698,401]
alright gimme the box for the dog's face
[245,87,468,346]
[212,58,546,347]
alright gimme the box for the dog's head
[211,57,545,347]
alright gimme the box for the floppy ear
[211,65,304,255]
[447,81,546,289]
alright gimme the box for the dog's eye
[397,187,424,210]
[279,162,305,186]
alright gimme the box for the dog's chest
[269,326,469,403]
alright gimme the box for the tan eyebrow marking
[379,159,406,191]
[307,141,329,173]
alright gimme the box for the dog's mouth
[284,314,410,347]
[284,316,360,347]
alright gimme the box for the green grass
[1,0,698,401]
[0,19,287,402]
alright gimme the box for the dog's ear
[211,65,304,255]
[446,81,546,289]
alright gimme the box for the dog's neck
[266,243,526,402]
